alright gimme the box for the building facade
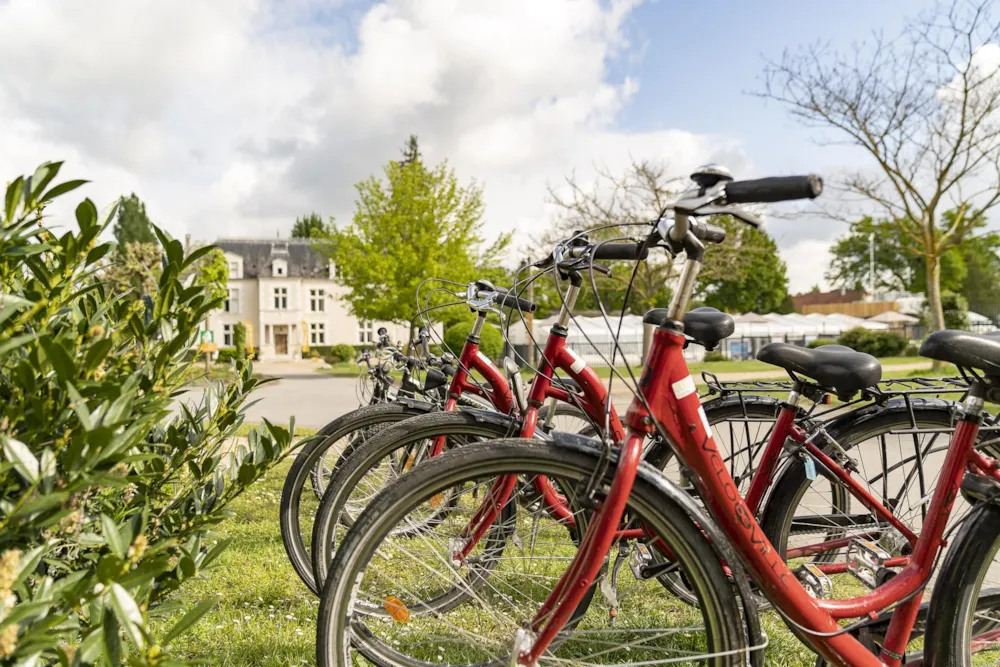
[207,239,409,361]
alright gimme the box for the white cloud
[782,238,833,294]
[0,0,744,256]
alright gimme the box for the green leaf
[163,600,215,644]
[75,198,98,233]
[182,245,215,269]
[101,606,122,667]
[14,545,46,586]
[66,383,93,431]
[108,583,145,649]
[39,337,76,383]
[3,435,39,483]
[237,461,255,485]
[78,627,104,664]
[29,161,63,202]
[5,176,24,222]
[85,242,114,265]
[101,514,126,559]
[39,178,88,204]
[0,332,39,357]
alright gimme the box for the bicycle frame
[740,396,919,573]
[456,279,627,557]
[525,319,999,667]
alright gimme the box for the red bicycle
[315,169,1000,667]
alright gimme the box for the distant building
[206,239,409,361]
[790,289,866,312]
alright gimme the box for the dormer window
[225,254,243,279]
[273,258,287,276]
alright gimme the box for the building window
[359,320,373,344]
[224,288,240,313]
[273,287,288,310]
[310,289,325,312]
[310,322,326,345]
[228,260,240,279]
[223,324,233,346]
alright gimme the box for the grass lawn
[159,461,821,665]
[319,361,363,377]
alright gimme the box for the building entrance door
[274,326,288,355]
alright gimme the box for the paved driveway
[178,374,366,429]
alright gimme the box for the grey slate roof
[213,239,331,279]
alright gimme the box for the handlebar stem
[556,283,581,328]
[470,311,487,338]
[669,211,690,244]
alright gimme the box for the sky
[0,0,949,294]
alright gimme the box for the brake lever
[686,204,762,228]
[589,262,612,276]
[729,207,763,228]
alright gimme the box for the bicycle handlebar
[724,175,822,204]
[690,220,726,244]
[592,242,649,261]
[495,288,537,313]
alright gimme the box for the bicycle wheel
[280,401,433,595]
[924,494,1000,666]
[316,439,747,667]
[308,391,486,499]
[761,398,1000,648]
[310,409,521,591]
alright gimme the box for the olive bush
[0,163,293,666]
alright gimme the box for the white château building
[206,239,410,361]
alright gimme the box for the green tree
[319,139,511,333]
[102,241,162,297]
[827,211,1000,313]
[192,247,229,302]
[113,193,156,246]
[955,233,1000,313]
[698,216,790,313]
[400,134,421,165]
[291,212,330,239]
[826,215,969,293]
[761,1,1000,336]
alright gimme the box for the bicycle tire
[280,401,435,595]
[310,409,522,592]
[316,438,747,667]
[924,499,1000,666]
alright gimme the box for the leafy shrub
[807,338,838,348]
[0,163,293,665]
[215,347,238,364]
[329,343,356,364]
[703,351,727,362]
[443,321,504,360]
[837,327,908,357]
[903,342,921,357]
[233,322,247,360]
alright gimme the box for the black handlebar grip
[497,291,537,312]
[724,174,823,204]
[691,221,727,244]
[592,242,650,261]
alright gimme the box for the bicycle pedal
[846,539,891,589]
[629,542,653,579]
[794,563,833,599]
[877,527,908,556]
